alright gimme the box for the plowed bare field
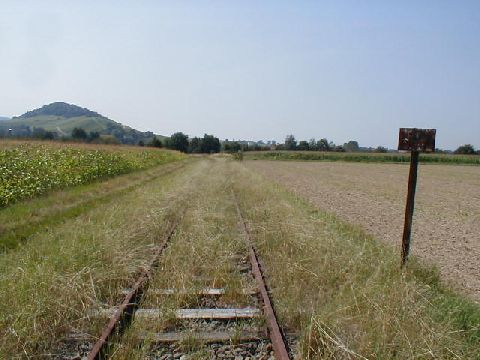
[246,160,480,301]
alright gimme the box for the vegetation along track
[4,157,480,358]
[78,192,289,360]
[60,163,292,359]
[0,160,188,251]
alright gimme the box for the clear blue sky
[1,1,479,149]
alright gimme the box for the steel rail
[87,218,181,360]
[233,191,291,360]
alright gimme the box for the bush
[166,132,189,153]
[455,144,476,155]
[71,127,88,140]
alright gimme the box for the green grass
[0,160,188,251]
[1,115,118,135]
[3,115,120,134]
[0,141,186,207]
[245,150,480,165]
[1,114,167,141]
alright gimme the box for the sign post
[398,128,436,266]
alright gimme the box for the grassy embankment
[0,157,202,358]
[245,150,480,165]
[232,160,480,358]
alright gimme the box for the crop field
[246,160,480,301]
[1,149,479,359]
[0,140,185,207]
[245,150,480,165]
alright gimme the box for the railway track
[60,192,291,360]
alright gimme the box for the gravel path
[246,160,480,301]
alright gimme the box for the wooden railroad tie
[120,287,257,296]
[92,307,261,320]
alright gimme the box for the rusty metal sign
[398,128,436,152]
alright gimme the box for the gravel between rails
[245,160,480,301]
[149,341,274,360]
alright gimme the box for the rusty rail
[87,218,180,360]
[233,191,291,360]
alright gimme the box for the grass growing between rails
[232,161,480,358]
[0,159,202,357]
[0,140,186,207]
[111,158,260,359]
[246,150,480,165]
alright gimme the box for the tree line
[2,126,478,155]
[147,132,221,154]
[273,135,479,155]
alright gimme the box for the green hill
[0,102,163,144]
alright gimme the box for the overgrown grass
[0,159,199,357]
[111,158,260,359]
[245,150,480,165]
[0,140,186,207]
[0,161,187,251]
[232,161,480,358]
[3,157,479,358]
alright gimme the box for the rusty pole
[401,150,419,266]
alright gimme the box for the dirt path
[246,160,480,301]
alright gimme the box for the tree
[201,134,220,153]
[166,132,189,152]
[43,131,55,140]
[316,138,330,151]
[223,141,241,153]
[189,137,202,153]
[149,136,163,148]
[285,135,297,150]
[297,140,309,151]
[71,127,87,140]
[308,138,317,151]
[344,141,360,152]
[88,131,100,142]
[375,146,388,153]
[454,144,476,155]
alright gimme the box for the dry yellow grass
[245,160,480,301]
[232,161,480,359]
[1,157,479,359]
[0,159,200,357]
[111,158,260,359]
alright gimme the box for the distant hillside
[19,102,100,119]
[0,116,10,121]
[1,102,163,144]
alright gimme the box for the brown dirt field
[245,160,480,301]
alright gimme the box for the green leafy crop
[0,143,185,207]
